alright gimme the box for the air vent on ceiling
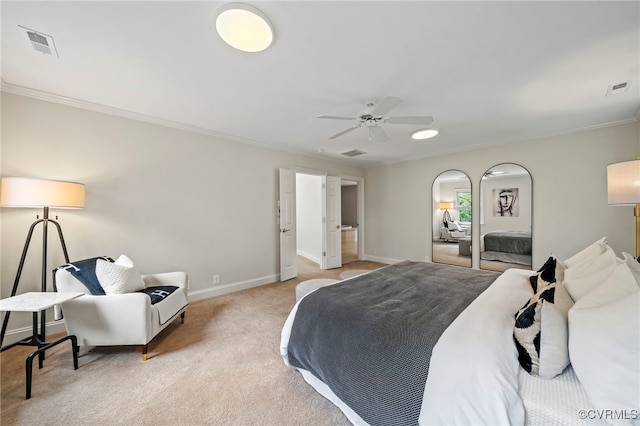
[20,25,59,58]
[606,81,630,96]
[341,149,367,157]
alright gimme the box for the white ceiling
[2,1,639,167]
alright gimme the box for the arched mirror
[432,170,472,268]
[480,163,532,271]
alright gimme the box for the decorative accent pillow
[529,256,556,293]
[569,291,640,423]
[96,254,145,294]
[514,282,571,379]
[562,236,608,268]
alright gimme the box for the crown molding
[0,79,279,149]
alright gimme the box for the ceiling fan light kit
[317,97,435,143]
[215,3,274,52]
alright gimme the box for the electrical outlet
[425,256,430,262]
[187,279,191,290]
[213,275,220,285]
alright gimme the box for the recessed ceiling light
[215,3,274,52]
[411,129,439,140]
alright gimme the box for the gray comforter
[483,230,532,255]
[286,261,500,426]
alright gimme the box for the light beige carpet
[0,257,384,425]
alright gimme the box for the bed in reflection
[481,230,532,266]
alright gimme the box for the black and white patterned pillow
[513,281,570,379]
[529,256,556,293]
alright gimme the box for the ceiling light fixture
[215,3,274,52]
[411,129,439,140]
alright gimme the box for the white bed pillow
[564,245,618,279]
[571,262,639,310]
[622,252,640,288]
[96,254,145,294]
[562,237,608,268]
[562,248,618,302]
[569,291,640,424]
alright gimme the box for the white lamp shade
[0,177,85,208]
[607,159,640,205]
[436,201,454,210]
[216,3,274,52]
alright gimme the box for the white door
[322,175,342,269]
[279,168,297,281]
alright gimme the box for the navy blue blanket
[56,256,114,295]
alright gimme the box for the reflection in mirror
[432,170,472,268]
[480,163,532,272]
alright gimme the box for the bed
[281,242,640,425]
[481,230,532,265]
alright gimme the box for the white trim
[362,254,402,265]
[297,250,321,265]
[2,320,67,346]
[0,80,358,168]
[186,274,279,302]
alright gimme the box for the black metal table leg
[24,334,79,399]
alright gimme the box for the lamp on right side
[607,158,640,258]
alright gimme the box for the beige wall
[2,91,639,336]
[364,121,640,268]
[1,93,363,333]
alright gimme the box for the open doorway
[341,179,359,264]
[294,174,361,273]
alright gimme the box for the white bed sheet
[420,268,533,425]
[519,365,608,426]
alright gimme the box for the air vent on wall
[606,81,630,96]
[20,25,59,58]
[341,149,367,157]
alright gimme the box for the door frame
[287,167,365,267]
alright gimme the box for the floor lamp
[607,159,640,259]
[0,177,85,346]
[436,201,454,224]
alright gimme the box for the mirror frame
[479,163,533,271]
[432,169,472,268]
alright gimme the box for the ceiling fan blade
[370,126,390,143]
[317,115,357,121]
[329,126,360,140]
[371,96,402,116]
[385,116,434,125]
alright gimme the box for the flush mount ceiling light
[411,129,439,140]
[215,3,274,52]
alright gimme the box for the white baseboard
[2,320,67,346]
[296,250,321,265]
[362,254,402,265]
[187,274,279,302]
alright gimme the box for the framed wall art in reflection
[493,188,519,217]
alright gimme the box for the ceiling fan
[316,96,433,143]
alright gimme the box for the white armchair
[54,268,188,361]
[441,221,470,242]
